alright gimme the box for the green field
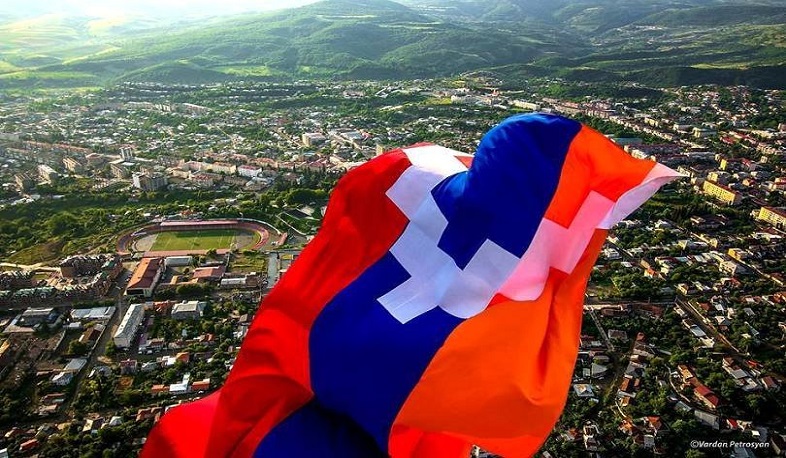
[150,230,238,251]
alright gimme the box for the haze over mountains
[1,0,784,89]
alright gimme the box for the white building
[237,165,263,178]
[171,301,206,320]
[164,256,193,268]
[113,304,144,348]
[132,172,168,192]
[71,306,116,321]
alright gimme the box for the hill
[1,0,566,85]
[0,0,784,89]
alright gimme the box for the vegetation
[149,229,244,252]
[2,0,785,88]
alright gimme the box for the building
[71,306,115,322]
[52,358,87,385]
[756,206,786,229]
[60,254,121,278]
[302,132,327,147]
[63,157,84,173]
[126,258,164,297]
[512,100,541,111]
[171,301,206,320]
[694,384,721,410]
[191,378,210,392]
[17,307,57,327]
[109,162,130,179]
[132,172,168,192]
[180,103,209,115]
[113,304,144,348]
[702,180,741,206]
[19,439,39,453]
[85,153,106,167]
[164,256,193,268]
[237,165,263,178]
[693,127,717,138]
[37,164,58,184]
[182,161,236,175]
[190,172,214,188]
[719,260,748,277]
[14,173,35,192]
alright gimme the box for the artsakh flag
[142,113,680,458]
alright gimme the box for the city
[0,76,784,456]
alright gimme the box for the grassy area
[150,230,238,251]
[8,240,66,265]
[0,60,19,74]
[229,251,268,274]
[215,65,276,77]
[0,70,95,80]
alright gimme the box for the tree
[68,340,89,356]
[105,340,117,357]
[47,212,80,236]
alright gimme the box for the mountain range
[1,0,784,89]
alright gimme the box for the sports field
[150,230,240,251]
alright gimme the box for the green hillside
[17,0,562,83]
[0,0,785,89]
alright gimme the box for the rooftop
[128,257,163,290]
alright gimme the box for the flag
[142,113,680,457]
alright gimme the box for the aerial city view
[0,0,785,456]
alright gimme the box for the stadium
[118,219,272,258]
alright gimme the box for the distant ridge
[0,0,785,88]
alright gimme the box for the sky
[0,0,320,19]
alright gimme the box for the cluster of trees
[36,419,154,458]
[0,370,34,427]
[155,283,215,301]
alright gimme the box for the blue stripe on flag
[307,252,463,452]
[253,400,386,458]
[434,113,581,268]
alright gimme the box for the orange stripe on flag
[391,230,608,458]
[545,125,655,228]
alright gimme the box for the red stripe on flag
[145,150,412,458]
[220,150,412,457]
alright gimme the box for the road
[674,297,785,382]
[0,262,59,271]
[61,268,133,414]
[675,297,740,354]
[584,307,616,352]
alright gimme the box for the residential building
[237,165,263,178]
[37,164,58,184]
[694,384,721,410]
[132,172,168,192]
[113,304,144,348]
[302,132,327,147]
[693,127,717,138]
[756,206,786,229]
[702,180,741,205]
[190,172,214,188]
[63,157,84,173]
[171,300,207,320]
[14,173,35,191]
[109,162,130,179]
